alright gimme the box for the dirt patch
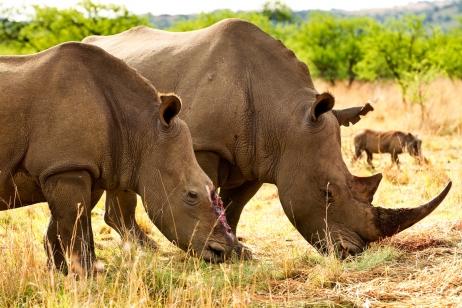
[451,220,462,232]
[385,235,450,252]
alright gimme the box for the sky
[1,0,440,15]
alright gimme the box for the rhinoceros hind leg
[105,190,158,249]
[42,170,96,275]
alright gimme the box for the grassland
[0,79,461,307]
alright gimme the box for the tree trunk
[398,81,409,108]
[347,76,355,88]
[418,83,426,127]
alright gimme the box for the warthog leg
[366,150,374,167]
[391,152,400,165]
[353,146,363,162]
[42,170,96,275]
[105,190,158,249]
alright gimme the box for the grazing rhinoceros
[0,42,236,274]
[83,19,451,257]
[354,129,423,166]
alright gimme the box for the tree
[356,16,434,106]
[168,9,294,43]
[293,13,376,85]
[262,0,293,23]
[427,23,462,79]
[9,0,149,52]
[0,5,31,54]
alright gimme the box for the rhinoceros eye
[184,190,199,206]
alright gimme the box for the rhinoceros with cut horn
[84,19,451,257]
[0,42,236,274]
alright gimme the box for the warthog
[354,129,423,166]
[84,19,451,257]
[0,42,236,274]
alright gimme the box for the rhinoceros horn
[369,181,452,239]
[332,102,374,127]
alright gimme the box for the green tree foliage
[0,5,30,53]
[0,0,461,90]
[354,16,444,121]
[0,18,26,53]
[169,10,269,32]
[356,16,433,103]
[428,23,462,79]
[168,9,297,49]
[169,0,293,33]
[293,13,377,85]
[262,0,293,23]
[0,0,148,53]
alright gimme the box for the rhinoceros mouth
[314,222,367,258]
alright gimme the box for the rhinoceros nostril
[207,242,225,261]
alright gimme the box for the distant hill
[147,0,462,29]
[331,0,462,28]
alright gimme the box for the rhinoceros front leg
[221,181,262,260]
[194,151,257,260]
[104,190,158,249]
[42,170,96,275]
[221,181,263,234]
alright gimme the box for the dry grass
[0,79,461,306]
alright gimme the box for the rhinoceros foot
[126,227,159,251]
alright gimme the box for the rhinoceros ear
[332,102,374,127]
[350,173,382,203]
[310,92,335,121]
[159,93,182,127]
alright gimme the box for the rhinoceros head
[137,93,236,262]
[275,92,451,257]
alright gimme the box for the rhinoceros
[83,19,451,257]
[0,42,235,274]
